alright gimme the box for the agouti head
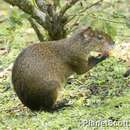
[70,26,114,59]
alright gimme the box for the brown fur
[12,27,114,111]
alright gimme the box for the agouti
[12,27,114,111]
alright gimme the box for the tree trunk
[3,0,103,41]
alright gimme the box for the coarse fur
[12,27,114,111]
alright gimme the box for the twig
[53,0,60,8]
[35,0,47,13]
[95,16,126,24]
[28,18,45,41]
[67,12,126,25]
[60,0,79,16]
[0,18,7,23]
[117,34,130,38]
[66,0,103,24]
[79,0,103,14]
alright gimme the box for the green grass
[1,4,130,130]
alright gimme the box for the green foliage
[104,22,117,39]
[1,1,130,130]
[66,0,130,41]
[8,8,29,30]
[126,18,130,28]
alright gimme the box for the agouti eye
[97,35,103,40]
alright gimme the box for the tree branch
[35,0,47,13]
[60,0,79,16]
[66,0,103,24]
[28,18,45,41]
[3,0,49,30]
[53,0,60,7]
[79,0,103,14]
[35,0,56,22]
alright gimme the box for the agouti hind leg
[25,80,60,111]
[46,82,71,112]
[40,80,61,111]
[38,80,70,112]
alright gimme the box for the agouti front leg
[42,80,61,111]
[41,80,70,111]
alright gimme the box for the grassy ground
[1,2,130,130]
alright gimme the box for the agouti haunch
[12,27,114,111]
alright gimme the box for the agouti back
[12,27,114,111]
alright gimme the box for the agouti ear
[82,27,92,32]
[82,26,94,38]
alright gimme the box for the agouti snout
[12,26,114,111]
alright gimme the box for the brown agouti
[12,27,114,111]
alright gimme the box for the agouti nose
[106,43,115,56]
[110,43,115,49]
[103,42,115,55]
[107,43,115,50]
